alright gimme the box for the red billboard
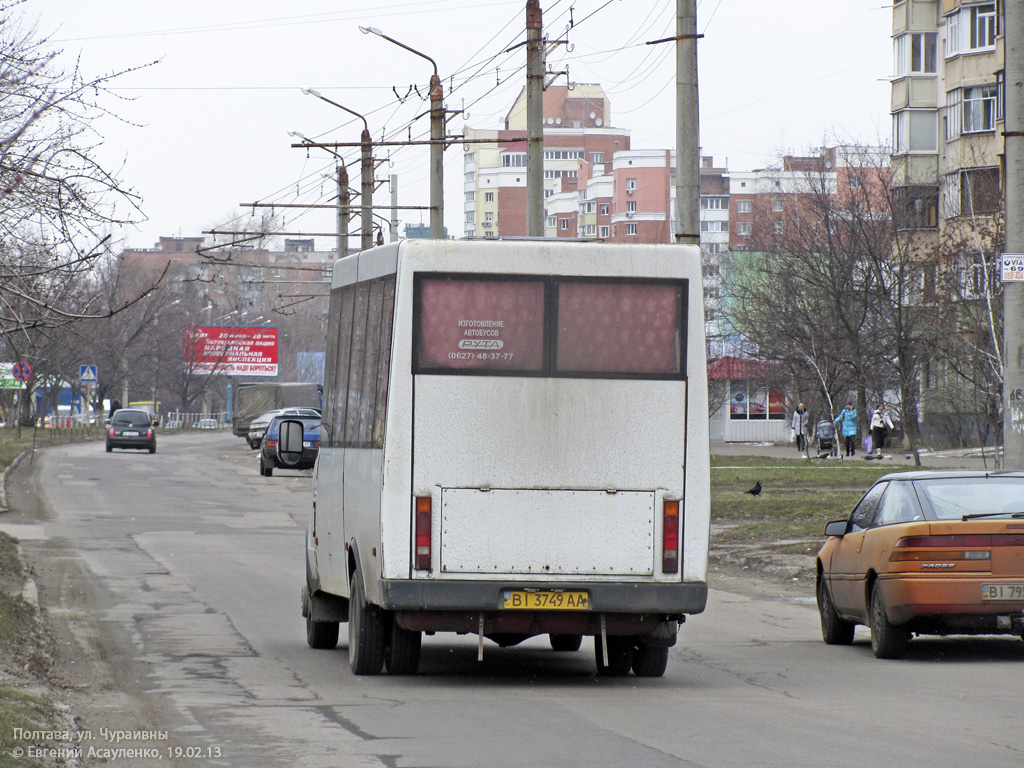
[184,326,279,376]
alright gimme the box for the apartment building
[463,84,630,238]
[890,0,1004,441]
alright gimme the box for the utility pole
[390,174,400,243]
[429,73,445,239]
[526,0,545,237]
[360,127,374,251]
[674,0,700,246]
[1005,0,1024,469]
[337,165,349,258]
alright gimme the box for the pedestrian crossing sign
[80,365,98,383]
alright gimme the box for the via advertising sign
[1002,254,1024,282]
[184,326,279,376]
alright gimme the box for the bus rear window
[414,273,687,379]
[555,281,682,375]
[414,276,546,373]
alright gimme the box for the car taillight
[312,440,320,449]
[108,427,115,436]
[146,428,153,437]
[265,439,278,448]
[663,499,679,574]
[414,495,432,571]
[888,534,1024,562]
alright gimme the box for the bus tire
[549,634,583,652]
[631,643,669,677]
[306,617,339,649]
[348,568,385,675]
[385,621,421,675]
[594,635,633,676]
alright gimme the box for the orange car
[816,471,1024,658]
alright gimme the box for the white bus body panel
[310,239,711,608]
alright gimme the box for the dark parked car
[106,409,157,454]
[259,414,320,476]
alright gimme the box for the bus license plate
[982,583,1024,601]
[502,590,589,610]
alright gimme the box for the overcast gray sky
[32,0,893,251]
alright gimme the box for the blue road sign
[80,365,98,383]
[12,361,32,382]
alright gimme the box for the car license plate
[982,583,1024,601]
[303,441,312,448]
[123,431,139,436]
[502,590,589,610]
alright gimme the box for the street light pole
[301,89,374,251]
[360,26,444,239]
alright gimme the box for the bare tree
[0,4,155,349]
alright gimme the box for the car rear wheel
[549,633,583,652]
[870,583,909,659]
[594,634,633,676]
[348,568,385,675]
[105,443,112,453]
[149,444,156,454]
[817,577,855,645]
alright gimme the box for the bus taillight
[414,496,432,571]
[663,500,679,574]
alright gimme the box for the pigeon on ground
[745,481,762,496]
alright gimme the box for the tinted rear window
[413,273,686,379]
[113,412,151,427]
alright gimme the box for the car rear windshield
[113,412,151,427]
[413,273,686,379]
[917,477,1024,519]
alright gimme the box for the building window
[771,198,784,212]
[737,200,752,213]
[484,211,494,223]
[599,225,609,238]
[737,222,752,236]
[600,203,609,216]
[560,218,569,230]
[626,178,637,192]
[894,32,937,75]
[544,149,584,160]
[485,191,494,202]
[963,84,998,133]
[465,212,475,225]
[947,4,997,56]
[700,196,728,210]
[501,152,527,167]
[626,223,637,236]
[627,200,637,213]
[893,109,937,154]
[894,185,938,229]
[591,152,604,163]
[546,216,556,228]
[958,167,1001,216]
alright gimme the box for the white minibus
[300,238,710,676]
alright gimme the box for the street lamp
[301,89,374,251]
[290,129,351,258]
[359,25,444,239]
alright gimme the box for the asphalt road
[3,433,1023,768]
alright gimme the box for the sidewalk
[710,440,1002,470]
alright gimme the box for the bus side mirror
[278,420,305,464]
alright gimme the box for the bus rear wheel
[385,620,422,675]
[348,569,385,675]
[594,635,633,676]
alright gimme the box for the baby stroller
[815,420,838,458]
